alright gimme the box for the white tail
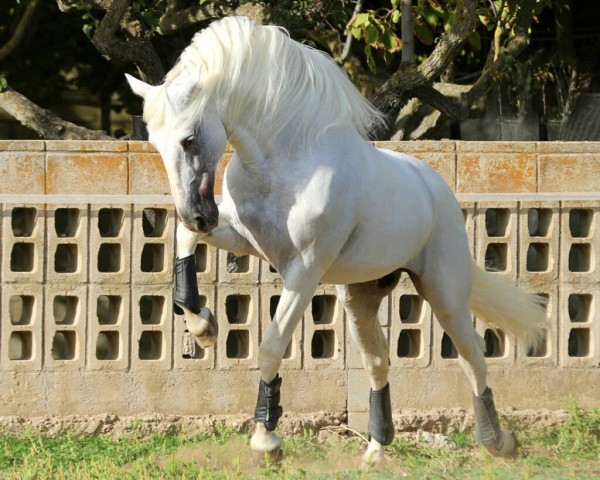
[470,259,549,352]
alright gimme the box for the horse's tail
[469,259,548,352]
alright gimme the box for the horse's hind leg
[336,271,401,468]
[409,260,517,457]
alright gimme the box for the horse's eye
[181,136,195,150]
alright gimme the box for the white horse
[127,16,547,467]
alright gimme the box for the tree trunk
[0,88,112,140]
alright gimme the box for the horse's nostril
[195,216,206,231]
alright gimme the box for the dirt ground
[0,408,570,439]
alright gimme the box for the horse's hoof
[250,447,283,468]
[360,446,386,470]
[483,430,518,458]
[186,307,218,348]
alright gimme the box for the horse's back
[322,144,464,284]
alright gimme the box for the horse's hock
[1,139,599,434]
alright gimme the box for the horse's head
[126,73,226,234]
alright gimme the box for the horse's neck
[227,124,303,170]
[228,126,268,174]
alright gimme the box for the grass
[0,404,599,479]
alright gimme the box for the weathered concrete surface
[1,140,600,431]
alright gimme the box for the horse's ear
[125,74,153,99]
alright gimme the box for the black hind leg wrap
[174,255,200,315]
[473,387,503,449]
[368,383,394,446]
[254,375,283,432]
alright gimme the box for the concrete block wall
[1,140,599,428]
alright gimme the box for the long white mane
[144,16,384,144]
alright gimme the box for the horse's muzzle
[194,212,219,233]
[187,171,219,233]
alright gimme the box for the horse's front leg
[174,221,254,347]
[250,271,320,462]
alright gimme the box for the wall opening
[484,329,505,358]
[182,330,206,359]
[194,244,208,272]
[96,331,119,360]
[484,243,508,271]
[9,295,34,325]
[53,295,78,325]
[568,244,591,272]
[526,243,550,272]
[569,209,593,238]
[225,295,251,324]
[139,295,165,325]
[485,208,510,237]
[140,244,165,272]
[97,243,122,272]
[568,328,591,357]
[397,330,421,358]
[11,207,36,237]
[54,244,78,273]
[10,243,34,272]
[527,208,552,237]
[142,208,167,237]
[226,252,249,273]
[51,331,76,360]
[311,295,336,324]
[138,330,163,360]
[8,332,33,360]
[55,208,80,237]
[139,331,163,360]
[399,295,423,323]
[568,293,593,323]
[527,330,548,357]
[226,330,250,359]
[97,295,122,325]
[270,296,280,320]
[98,208,123,237]
[311,330,336,359]
[441,332,457,359]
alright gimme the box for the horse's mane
[144,16,385,144]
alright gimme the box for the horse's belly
[321,265,401,285]
[321,224,430,284]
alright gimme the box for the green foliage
[346,4,402,72]
[550,400,600,455]
[2,416,600,479]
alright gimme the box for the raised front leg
[174,220,255,348]
[250,271,320,461]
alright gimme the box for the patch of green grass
[1,405,600,479]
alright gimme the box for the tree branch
[91,0,164,83]
[0,0,42,61]
[460,0,537,112]
[340,0,363,62]
[372,0,478,138]
[0,87,112,139]
[158,2,236,35]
